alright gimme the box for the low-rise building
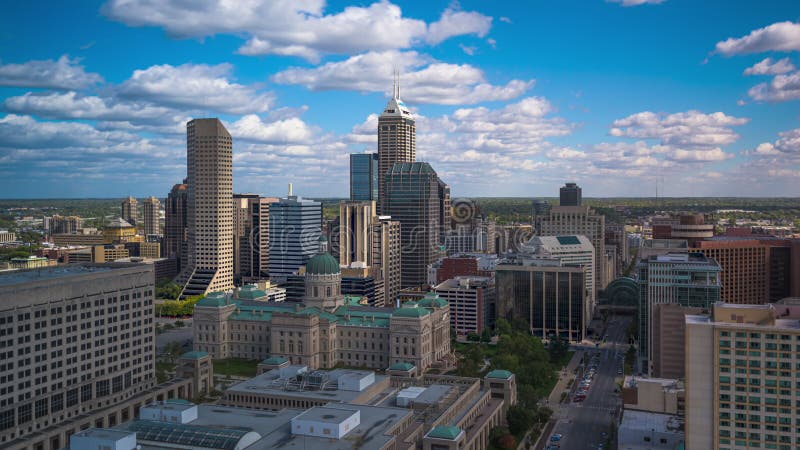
[618,410,684,450]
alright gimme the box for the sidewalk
[546,349,584,405]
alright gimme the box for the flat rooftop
[620,410,683,434]
[226,369,387,403]
[0,264,116,287]
[72,428,133,440]
[293,405,358,423]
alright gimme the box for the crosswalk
[573,404,616,414]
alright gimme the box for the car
[550,434,563,442]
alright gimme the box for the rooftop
[619,410,683,434]
[226,368,388,403]
[180,351,210,360]
[0,263,141,288]
[427,425,463,440]
[486,370,513,380]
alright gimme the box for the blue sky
[1,0,799,198]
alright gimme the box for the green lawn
[213,358,260,377]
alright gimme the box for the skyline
[1,1,800,198]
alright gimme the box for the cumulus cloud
[714,21,800,56]
[608,0,665,6]
[0,55,102,89]
[117,63,274,114]
[273,50,531,105]
[743,57,796,76]
[227,114,316,144]
[0,114,139,149]
[3,91,178,123]
[748,71,800,102]
[751,128,800,158]
[103,0,491,62]
[609,110,748,147]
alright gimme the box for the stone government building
[193,241,453,372]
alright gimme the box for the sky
[1,0,799,199]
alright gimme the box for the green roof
[388,362,415,371]
[427,426,462,440]
[237,285,267,300]
[305,252,340,275]
[393,306,430,318]
[486,369,513,380]
[165,398,193,405]
[196,293,228,307]
[418,293,448,308]
[179,351,209,360]
[261,356,288,365]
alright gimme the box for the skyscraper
[338,200,376,266]
[142,196,160,236]
[559,182,582,206]
[121,196,138,226]
[164,181,188,272]
[349,153,379,201]
[372,216,402,306]
[268,192,322,279]
[384,162,443,288]
[233,194,278,284]
[377,83,415,213]
[179,118,234,297]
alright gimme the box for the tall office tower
[142,196,160,236]
[46,215,82,235]
[559,182,582,206]
[268,193,322,280]
[0,263,156,449]
[233,194,278,284]
[349,153,379,201]
[531,199,550,234]
[377,83,415,213]
[538,204,607,291]
[520,235,595,311]
[121,196,138,226]
[372,216,401,306]
[693,239,770,304]
[338,200,376,266]
[496,256,587,342]
[384,162,443,289]
[164,181,188,272]
[636,252,721,375]
[685,302,800,450]
[179,118,234,297]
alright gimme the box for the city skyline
[1,1,800,198]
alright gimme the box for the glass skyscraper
[350,153,378,201]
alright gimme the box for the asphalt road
[547,315,631,450]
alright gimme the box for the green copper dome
[305,252,340,275]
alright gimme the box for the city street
[546,315,631,450]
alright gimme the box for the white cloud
[751,128,800,158]
[459,44,477,56]
[0,114,139,149]
[748,71,800,102]
[714,21,800,56]
[608,0,665,6]
[0,55,102,89]
[103,1,491,62]
[426,6,492,45]
[273,50,531,105]
[3,91,179,123]
[227,114,315,144]
[743,57,796,75]
[609,110,748,147]
[117,63,273,114]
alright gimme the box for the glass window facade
[350,153,378,201]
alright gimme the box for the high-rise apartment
[685,302,800,450]
[164,181,188,272]
[372,216,401,306]
[142,196,160,236]
[121,196,138,227]
[693,239,770,305]
[179,118,234,297]
[349,153,379,201]
[45,215,82,235]
[384,162,443,289]
[636,252,721,375]
[377,85,415,213]
[559,182,582,206]
[267,194,322,279]
[538,204,607,291]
